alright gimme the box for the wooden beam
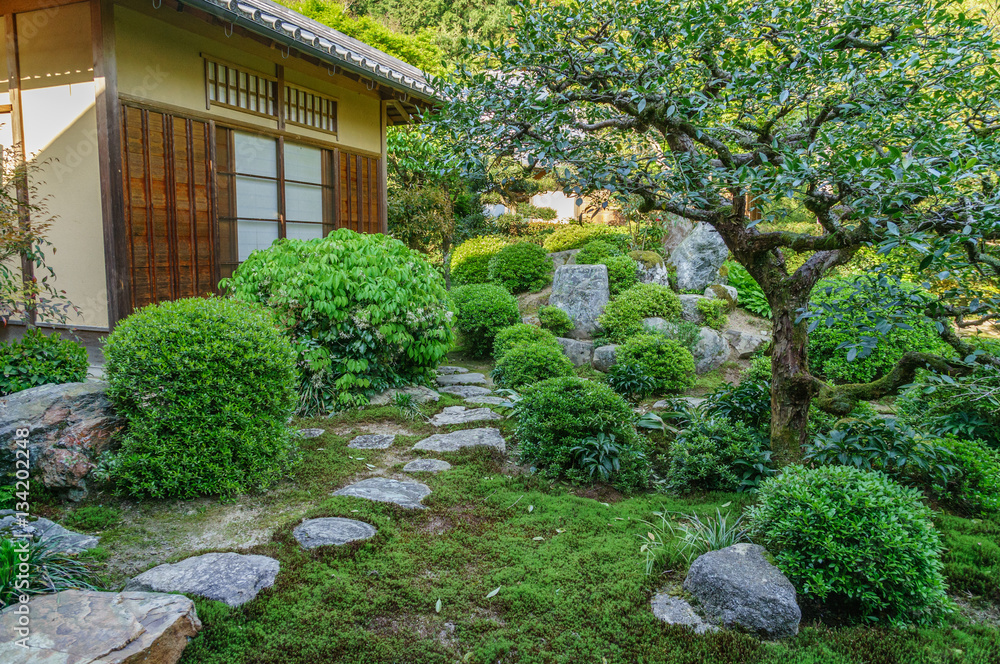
[380,101,388,234]
[91,0,131,328]
[2,0,81,14]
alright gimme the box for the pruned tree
[427,0,1000,463]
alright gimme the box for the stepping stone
[436,373,487,386]
[369,385,441,406]
[464,396,508,406]
[0,590,201,663]
[438,385,492,398]
[333,477,431,509]
[413,427,506,454]
[430,406,502,426]
[124,552,279,607]
[297,428,325,439]
[653,397,705,410]
[437,366,469,375]
[403,458,452,473]
[651,593,718,635]
[293,518,377,549]
[0,511,98,554]
[348,434,395,449]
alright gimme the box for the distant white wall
[531,191,577,219]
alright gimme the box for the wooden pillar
[379,100,388,234]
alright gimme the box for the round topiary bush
[0,328,88,396]
[598,283,683,344]
[493,341,575,389]
[617,334,696,393]
[538,305,574,337]
[103,298,298,498]
[223,229,454,413]
[575,240,622,265]
[493,323,561,362]
[515,376,650,492]
[451,283,521,357]
[749,465,949,626]
[487,242,553,293]
[542,224,630,253]
[450,236,510,285]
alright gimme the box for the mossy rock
[628,250,665,269]
[707,284,736,310]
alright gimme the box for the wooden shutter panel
[336,149,380,234]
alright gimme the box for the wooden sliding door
[337,149,381,234]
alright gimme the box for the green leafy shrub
[935,436,1000,514]
[603,255,640,297]
[750,465,950,625]
[704,377,771,432]
[450,236,509,285]
[696,298,728,331]
[642,509,750,573]
[897,367,1000,449]
[617,334,695,394]
[570,433,623,482]
[0,328,88,396]
[63,506,120,533]
[515,376,650,492]
[742,354,771,382]
[224,230,454,413]
[725,262,771,318]
[575,240,622,264]
[537,305,574,337]
[492,341,575,389]
[663,415,768,493]
[487,242,553,293]
[519,204,558,220]
[541,223,629,253]
[103,298,298,498]
[646,319,700,356]
[598,283,682,343]
[451,284,521,357]
[705,285,736,310]
[493,323,560,362]
[1,535,97,608]
[606,362,657,402]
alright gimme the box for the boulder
[693,327,730,374]
[369,385,441,406]
[413,427,506,454]
[669,222,729,291]
[636,262,673,289]
[429,406,502,427]
[650,593,717,634]
[0,590,201,664]
[438,385,492,398]
[678,294,710,324]
[662,217,698,255]
[0,380,121,501]
[724,330,769,359]
[0,511,99,554]
[333,478,431,509]
[549,264,610,339]
[403,458,452,473]
[348,434,395,449]
[436,373,488,386]
[557,337,594,367]
[125,553,280,608]
[592,344,619,372]
[292,518,377,549]
[704,284,738,306]
[547,249,580,267]
[683,543,801,639]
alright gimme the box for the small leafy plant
[696,298,728,331]
[725,262,771,318]
[0,328,89,396]
[0,535,98,608]
[606,362,657,402]
[640,506,750,574]
[537,305,574,337]
[394,392,423,421]
[570,433,622,482]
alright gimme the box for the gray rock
[679,294,710,324]
[332,477,432,509]
[292,518,377,549]
[683,543,801,639]
[348,434,396,449]
[694,327,730,374]
[637,262,673,288]
[557,337,595,367]
[0,590,201,663]
[297,428,325,439]
[670,222,730,292]
[430,406,503,426]
[592,344,619,372]
[724,330,769,359]
[438,385,492,398]
[464,396,508,406]
[704,284,739,304]
[643,317,681,335]
[662,217,698,255]
[0,511,99,554]
[436,373,488,386]
[369,385,441,406]
[403,458,452,473]
[0,380,121,501]
[653,397,705,410]
[437,366,469,375]
[125,553,280,607]
[650,593,718,634]
[549,264,610,339]
[547,249,580,267]
[413,427,506,454]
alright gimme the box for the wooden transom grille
[206,59,278,118]
[284,84,338,133]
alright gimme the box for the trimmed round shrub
[663,416,768,493]
[103,298,298,498]
[450,236,509,285]
[223,229,454,413]
[493,323,560,362]
[493,342,575,389]
[617,334,695,394]
[515,376,650,492]
[542,223,630,253]
[598,283,682,343]
[603,255,639,296]
[538,305,574,337]
[0,328,88,396]
[451,284,521,357]
[575,240,622,265]
[749,465,949,625]
[487,242,553,293]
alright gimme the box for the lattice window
[205,59,278,118]
[284,84,338,133]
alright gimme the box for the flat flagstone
[430,406,503,426]
[438,385,492,398]
[436,373,488,386]
[413,427,506,454]
[464,396,508,406]
[292,518,377,549]
[0,511,98,554]
[348,434,395,449]
[124,553,279,607]
[436,366,469,375]
[332,477,431,509]
[297,428,325,439]
[368,385,441,406]
[403,458,452,473]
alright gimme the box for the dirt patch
[726,308,771,336]
[421,516,453,535]
[954,596,1000,628]
[571,485,625,503]
[367,614,460,650]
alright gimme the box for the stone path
[293,518,377,549]
[402,459,452,473]
[438,385,492,398]
[332,477,431,509]
[464,396,508,406]
[413,428,506,454]
[437,366,469,375]
[0,511,98,554]
[124,552,280,607]
[429,406,502,426]
[436,373,487,386]
[369,385,441,406]
[348,434,396,449]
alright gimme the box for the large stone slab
[293,518,377,549]
[547,249,580,267]
[724,329,769,359]
[669,222,729,292]
[0,590,201,664]
[333,477,431,509]
[413,427,506,454]
[592,344,619,372]
[683,543,801,639]
[464,396,508,406]
[348,434,396,449]
[549,264,610,339]
[436,366,469,375]
[403,458,452,473]
[557,337,594,367]
[430,406,502,426]
[438,385,492,398]
[651,593,718,635]
[125,553,280,608]
[369,385,441,406]
[436,373,488,386]
[0,511,98,554]
[694,327,730,375]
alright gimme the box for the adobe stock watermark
[10,426,32,648]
